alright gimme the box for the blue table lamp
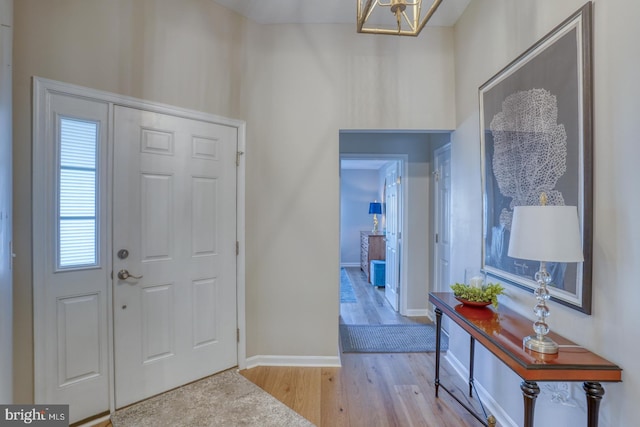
[368,201,382,233]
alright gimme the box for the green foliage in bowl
[450,282,505,308]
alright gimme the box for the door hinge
[433,170,440,182]
[236,151,244,167]
[236,241,239,255]
[9,240,15,271]
[237,328,240,342]
[435,233,439,244]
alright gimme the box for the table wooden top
[429,292,622,382]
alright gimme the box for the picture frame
[479,2,593,314]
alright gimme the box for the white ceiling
[212,0,471,27]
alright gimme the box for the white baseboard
[76,414,111,427]
[404,308,429,317]
[340,263,360,268]
[445,352,517,427]
[245,355,342,370]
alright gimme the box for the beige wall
[242,23,454,358]
[12,0,456,402]
[0,0,13,404]
[451,0,640,425]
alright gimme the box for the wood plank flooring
[338,267,429,325]
[242,353,485,427]
[93,267,486,426]
[241,267,487,427]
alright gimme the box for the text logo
[0,405,69,427]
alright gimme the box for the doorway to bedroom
[339,130,448,327]
[339,155,404,325]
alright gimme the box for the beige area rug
[111,369,315,427]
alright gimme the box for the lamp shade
[508,206,584,262]
[368,202,382,215]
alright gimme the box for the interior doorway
[338,130,452,325]
[339,155,405,320]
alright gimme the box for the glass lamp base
[523,335,559,354]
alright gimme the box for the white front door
[384,162,400,312]
[434,145,451,292]
[113,106,238,407]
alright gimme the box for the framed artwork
[479,3,593,314]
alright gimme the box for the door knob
[117,269,143,280]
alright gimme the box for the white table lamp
[508,204,584,354]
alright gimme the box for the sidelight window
[58,117,99,268]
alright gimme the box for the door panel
[113,106,238,408]
[434,145,451,292]
[384,162,400,312]
[56,293,102,386]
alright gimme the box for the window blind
[58,117,98,268]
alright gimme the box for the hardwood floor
[241,267,486,427]
[338,267,429,326]
[241,353,484,427]
[97,267,485,426]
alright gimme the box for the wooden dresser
[360,231,385,282]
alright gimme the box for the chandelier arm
[364,2,379,21]
[415,0,442,34]
[401,10,417,32]
[359,27,419,36]
[357,0,377,31]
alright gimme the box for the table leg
[434,307,442,397]
[521,380,540,427]
[469,336,475,397]
[583,382,604,427]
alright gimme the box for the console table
[428,292,622,427]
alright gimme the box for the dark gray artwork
[479,3,593,313]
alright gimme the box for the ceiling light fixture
[357,0,443,36]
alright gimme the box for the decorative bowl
[450,282,505,308]
[455,297,492,308]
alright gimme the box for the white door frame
[339,153,409,315]
[32,77,246,418]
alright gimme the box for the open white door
[113,106,238,407]
[384,162,401,311]
[434,145,451,292]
